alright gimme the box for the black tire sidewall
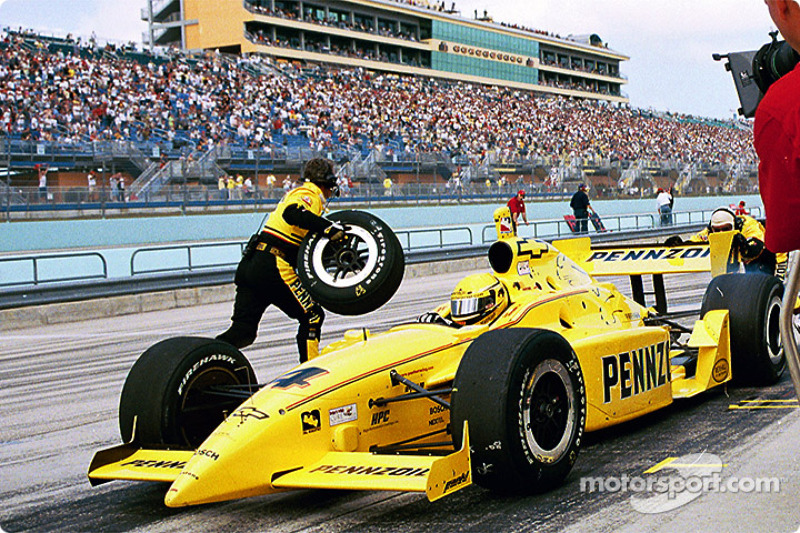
[298,210,404,315]
[700,273,785,384]
[452,329,586,492]
[119,337,255,447]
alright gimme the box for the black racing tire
[700,273,785,385]
[119,337,257,448]
[297,210,404,315]
[451,328,586,493]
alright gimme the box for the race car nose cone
[164,446,273,507]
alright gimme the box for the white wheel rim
[310,225,380,288]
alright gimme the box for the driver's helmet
[450,273,509,325]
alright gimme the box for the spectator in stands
[570,183,593,233]
[507,189,528,229]
[0,27,761,194]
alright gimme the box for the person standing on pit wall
[37,164,48,203]
[656,187,673,225]
[570,183,593,233]
[507,189,528,230]
[734,200,749,216]
[755,0,800,255]
[217,158,347,363]
[218,175,227,200]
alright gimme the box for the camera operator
[754,0,800,254]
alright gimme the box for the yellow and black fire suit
[688,214,788,278]
[217,181,331,362]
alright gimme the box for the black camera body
[714,31,800,118]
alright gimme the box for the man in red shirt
[755,0,800,253]
[507,189,528,229]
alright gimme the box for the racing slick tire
[700,273,785,385]
[119,337,257,448]
[451,328,586,493]
[298,210,404,316]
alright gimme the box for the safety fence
[1,207,751,292]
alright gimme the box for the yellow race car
[88,207,786,507]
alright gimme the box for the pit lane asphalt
[1,269,799,533]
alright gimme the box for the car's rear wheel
[297,210,404,315]
[451,328,586,492]
[700,273,784,385]
[119,337,257,448]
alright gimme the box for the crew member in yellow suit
[666,206,789,280]
[217,158,346,362]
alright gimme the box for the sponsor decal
[329,403,358,426]
[586,247,710,263]
[602,341,670,403]
[429,416,445,427]
[371,409,390,426]
[121,459,186,469]
[271,367,329,389]
[178,354,237,396]
[517,261,531,276]
[196,448,220,461]
[499,216,513,235]
[302,409,322,434]
[712,359,730,383]
[301,195,313,207]
[443,471,470,492]
[308,464,430,476]
[429,405,447,415]
[230,406,269,424]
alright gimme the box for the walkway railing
[0,207,748,289]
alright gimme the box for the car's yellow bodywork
[88,207,732,506]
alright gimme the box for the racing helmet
[450,273,509,325]
[708,207,742,232]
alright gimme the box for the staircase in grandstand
[342,151,387,182]
[618,159,656,193]
[129,146,226,199]
[722,160,755,193]
[674,162,709,194]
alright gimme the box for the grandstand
[0,25,758,216]
[143,0,629,103]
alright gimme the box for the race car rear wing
[553,232,735,313]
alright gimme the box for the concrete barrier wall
[0,256,489,331]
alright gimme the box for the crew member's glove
[664,235,683,247]
[322,222,349,242]
[732,233,765,261]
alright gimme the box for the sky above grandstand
[0,0,781,120]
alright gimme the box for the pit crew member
[217,158,346,363]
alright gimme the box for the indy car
[88,207,786,507]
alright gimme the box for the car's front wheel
[119,337,257,448]
[451,328,586,492]
[700,273,784,385]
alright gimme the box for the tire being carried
[700,273,784,385]
[298,210,404,316]
[451,328,586,493]
[119,337,257,449]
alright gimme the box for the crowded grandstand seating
[0,28,756,169]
